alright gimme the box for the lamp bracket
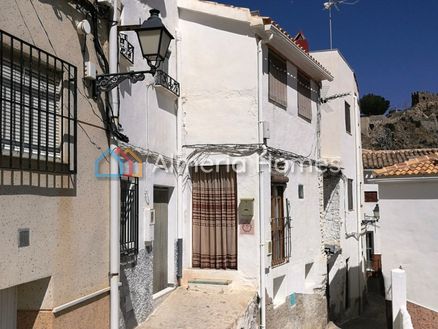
[95,69,155,93]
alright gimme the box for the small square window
[298,184,304,199]
[18,229,30,248]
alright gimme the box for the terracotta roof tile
[373,154,438,178]
[362,148,438,169]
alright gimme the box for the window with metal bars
[120,176,139,257]
[0,29,77,174]
[271,184,291,267]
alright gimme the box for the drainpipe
[257,31,272,329]
[109,1,120,328]
[175,28,184,284]
[353,94,364,310]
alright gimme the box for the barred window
[297,71,312,122]
[0,29,77,173]
[269,50,287,108]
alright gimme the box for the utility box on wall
[239,198,254,218]
[144,208,155,248]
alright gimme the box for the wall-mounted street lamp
[362,204,380,225]
[95,9,173,93]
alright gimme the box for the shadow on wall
[138,0,168,18]
[328,260,364,325]
[38,0,111,120]
[16,277,51,328]
[0,169,76,196]
[266,291,328,329]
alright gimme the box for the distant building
[362,148,438,280]
[370,153,438,329]
[411,91,438,107]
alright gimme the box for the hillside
[362,95,438,150]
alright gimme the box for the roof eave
[269,25,333,82]
[370,175,438,183]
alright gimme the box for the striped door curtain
[191,165,238,269]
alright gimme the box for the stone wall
[266,293,327,329]
[120,249,154,329]
[411,91,438,107]
[322,173,342,245]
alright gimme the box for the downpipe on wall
[175,28,184,284]
[257,31,272,329]
[353,94,364,310]
[109,0,120,328]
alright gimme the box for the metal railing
[120,176,139,256]
[0,29,77,174]
[271,216,291,267]
[155,69,180,97]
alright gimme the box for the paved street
[341,277,387,329]
[137,286,257,329]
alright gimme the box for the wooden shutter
[364,191,378,202]
[345,101,351,133]
[269,50,287,108]
[297,71,312,122]
[1,59,62,158]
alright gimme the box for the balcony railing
[155,69,180,97]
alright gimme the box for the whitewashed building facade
[177,1,336,327]
[312,49,365,321]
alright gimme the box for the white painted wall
[261,45,325,302]
[120,0,179,287]
[312,50,364,317]
[378,179,438,312]
[178,4,260,283]
[179,2,329,307]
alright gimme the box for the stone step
[188,278,232,292]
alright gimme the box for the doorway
[153,186,170,294]
[0,287,16,329]
[191,166,238,269]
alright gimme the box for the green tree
[360,94,390,116]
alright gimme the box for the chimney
[294,32,309,53]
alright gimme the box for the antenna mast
[323,0,359,49]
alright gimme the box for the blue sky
[218,0,438,109]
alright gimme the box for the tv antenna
[323,0,359,49]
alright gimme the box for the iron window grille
[0,29,77,174]
[271,185,292,267]
[271,216,292,267]
[120,176,139,257]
